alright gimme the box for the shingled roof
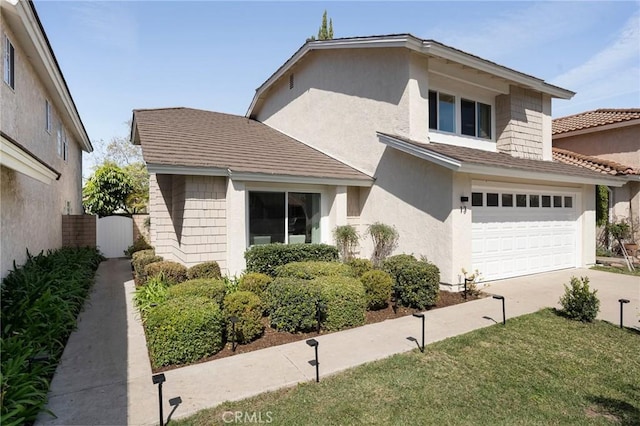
[131,108,372,184]
[552,109,640,135]
[378,132,627,184]
[552,147,639,176]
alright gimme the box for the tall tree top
[307,10,334,42]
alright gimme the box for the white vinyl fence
[97,216,133,258]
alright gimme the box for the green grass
[591,265,640,277]
[173,309,640,426]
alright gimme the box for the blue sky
[35,1,639,165]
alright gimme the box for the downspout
[606,186,613,250]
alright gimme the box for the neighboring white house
[132,34,625,288]
[1,0,92,278]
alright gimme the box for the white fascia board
[552,119,640,139]
[460,163,626,187]
[147,164,229,176]
[377,133,461,170]
[424,43,574,99]
[17,2,92,152]
[229,171,373,187]
[1,135,58,184]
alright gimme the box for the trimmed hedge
[238,273,272,300]
[275,261,353,280]
[224,291,264,343]
[393,259,440,309]
[245,243,339,276]
[346,258,374,278]
[1,247,103,425]
[360,270,393,310]
[265,278,321,332]
[187,261,222,280]
[314,277,367,331]
[144,261,188,285]
[145,296,225,368]
[381,254,418,281]
[132,250,163,283]
[167,278,227,307]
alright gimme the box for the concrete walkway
[37,260,639,425]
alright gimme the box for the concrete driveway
[35,261,639,425]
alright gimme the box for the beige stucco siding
[1,17,83,278]
[149,174,227,271]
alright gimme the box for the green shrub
[275,261,353,280]
[382,254,417,282]
[0,247,103,425]
[132,250,162,282]
[559,276,600,322]
[167,278,227,307]
[145,296,225,368]
[333,224,359,261]
[245,243,339,276]
[187,261,222,280]
[238,273,272,299]
[314,276,366,331]
[360,270,393,310]
[265,278,321,332]
[224,291,264,344]
[367,222,399,267]
[390,258,440,309]
[347,258,374,278]
[144,261,187,285]
[124,236,152,257]
[133,275,168,318]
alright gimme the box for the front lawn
[591,265,640,277]
[174,309,640,425]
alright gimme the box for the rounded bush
[394,260,440,309]
[223,291,264,344]
[265,278,321,332]
[132,250,162,282]
[346,258,373,278]
[314,276,366,331]
[275,261,353,280]
[360,270,393,310]
[187,261,222,280]
[144,261,188,285]
[145,296,225,368]
[125,236,152,258]
[238,273,272,299]
[382,254,418,281]
[244,243,339,276]
[167,279,227,307]
[559,276,600,322]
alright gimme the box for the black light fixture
[306,338,320,382]
[166,396,182,424]
[152,373,166,426]
[618,299,630,329]
[412,313,425,353]
[230,316,239,352]
[492,295,506,325]
[28,352,50,373]
[392,288,399,314]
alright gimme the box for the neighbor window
[45,100,51,133]
[63,132,68,161]
[249,191,320,245]
[4,35,15,89]
[429,91,491,139]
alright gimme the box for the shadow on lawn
[587,389,640,425]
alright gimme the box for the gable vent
[289,74,294,90]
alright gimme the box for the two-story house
[1,0,92,278]
[132,34,624,288]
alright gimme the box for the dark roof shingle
[133,108,372,182]
[552,109,640,135]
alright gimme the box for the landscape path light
[230,316,239,352]
[152,373,166,426]
[618,299,630,329]
[492,295,506,325]
[412,313,425,353]
[306,338,320,383]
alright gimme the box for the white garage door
[472,186,578,281]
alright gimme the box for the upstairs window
[429,90,492,140]
[45,100,51,133]
[3,35,15,89]
[57,125,64,158]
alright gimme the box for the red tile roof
[552,147,639,176]
[552,109,640,135]
[132,108,372,183]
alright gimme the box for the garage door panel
[472,187,577,281]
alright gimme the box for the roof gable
[553,109,640,135]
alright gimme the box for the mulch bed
[153,290,485,373]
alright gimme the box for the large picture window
[429,90,492,140]
[249,191,320,245]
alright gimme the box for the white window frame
[245,186,326,247]
[57,124,64,158]
[3,34,15,89]
[63,131,69,162]
[45,100,51,133]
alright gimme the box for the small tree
[307,10,334,42]
[559,276,600,322]
[83,163,133,216]
[367,222,399,267]
[333,225,359,261]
